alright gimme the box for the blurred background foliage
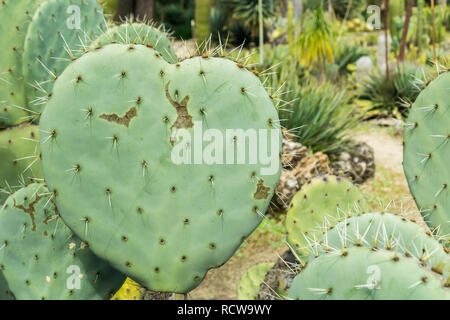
[100,0,450,158]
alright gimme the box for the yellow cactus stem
[111,278,142,300]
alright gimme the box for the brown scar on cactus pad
[99,107,138,127]
[254,179,270,200]
[165,81,193,130]
[11,194,44,231]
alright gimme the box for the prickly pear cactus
[0,184,126,300]
[23,0,106,114]
[403,71,450,244]
[111,278,142,300]
[286,175,369,257]
[39,44,281,293]
[288,247,450,300]
[237,262,274,300]
[0,123,42,204]
[0,271,14,300]
[91,22,177,63]
[0,0,45,127]
[314,212,450,283]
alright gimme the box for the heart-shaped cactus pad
[40,44,281,293]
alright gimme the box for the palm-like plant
[360,63,425,118]
[297,5,334,76]
[231,0,275,42]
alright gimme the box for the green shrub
[332,0,369,20]
[360,63,426,119]
[272,61,357,155]
[331,42,369,75]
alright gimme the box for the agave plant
[333,42,369,75]
[272,60,357,156]
[360,63,426,119]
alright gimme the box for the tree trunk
[385,0,390,79]
[398,0,414,62]
[115,0,135,22]
[195,0,211,42]
[431,0,437,63]
[115,0,155,22]
[135,0,155,21]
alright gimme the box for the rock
[271,132,375,212]
[139,290,176,300]
[256,250,301,300]
[331,142,376,184]
[270,131,332,211]
[356,56,373,82]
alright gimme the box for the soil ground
[189,123,425,300]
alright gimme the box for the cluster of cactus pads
[39,43,281,293]
[251,90,450,298]
[0,0,448,301]
[251,70,449,300]
[0,0,281,299]
[286,175,370,258]
[0,184,125,299]
[283,176,450,299]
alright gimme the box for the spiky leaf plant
[273,65,357,155]
[360,63,426,118]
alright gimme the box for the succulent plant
[39,43,281,293]
[288,246,450,300]
[0,0,45,128]
[237,262,274,300]
[0,271,14,300]
[111,278,142,300]
[0,183,126,300]
[312,212,450,284]
[0,123,42,204]
[403,71,450,245]
[23,0,106,115]
[91,21,177,64]
[286,175,370,258]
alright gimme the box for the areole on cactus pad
[39,44,281,293]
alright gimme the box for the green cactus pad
[237,262,274,300]
[39,44,281,293]
[23,0,106,115]
[0,123,43,204]
[91,22,177,63]
[286,175,370,257]
[403,71,450,244]
[314,212,450,284]
[288,247,450,300]
[0,271,14,300]
[0,184,125,300]
[0,0,45,127]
